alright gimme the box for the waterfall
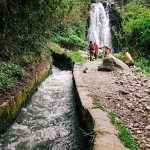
[87,2,112,49]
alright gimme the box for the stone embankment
[73,62,128,150]
[74,59,150,150]
[0,61,51,132]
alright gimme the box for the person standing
[88,41,94,61]
[94,42,99,60]
[104,46,109,57]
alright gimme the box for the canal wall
[0,61,51,132]
[0,50,128,150]
[73,63,129,150]
[51,51,127,149]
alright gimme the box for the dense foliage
[0,0,90,94]
[114,0,150,61]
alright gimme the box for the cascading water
[87,2,112,49]
[0,67,86,150]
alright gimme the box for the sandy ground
[80,59,150,150]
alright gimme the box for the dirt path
[80,59,150,150]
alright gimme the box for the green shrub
[51,26,87,51]
[114,52,124,60]
[48,42,86,64]
[0,74,15,94]
[134,58,150,77]
[0,62,27,79]
[120,2,150,59]
[0,61,27,93]
[98,54,103,59]
[52,35,87,51]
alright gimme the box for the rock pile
[80,60,150,150]
[104,71,150,149]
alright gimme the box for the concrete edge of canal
[73,63,129,150]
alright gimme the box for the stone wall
[0,61,51,132]
[73,63,128,150]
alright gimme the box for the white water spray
[87,2,112,49]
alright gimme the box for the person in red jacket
[94,42,99,60]
[105,46,109,57]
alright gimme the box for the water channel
[0,67,86,150]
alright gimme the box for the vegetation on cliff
[1,0,150,96]
[0,0,90,95]
[112,0,150,76]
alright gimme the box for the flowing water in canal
[0,67,86,150]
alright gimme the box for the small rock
[145,144,150,148]
[148,118,150,125]
[83,69,87,73]
[144,89,150,94]
[116,104,120,107]
[127,103,133,108]
[134,108,140,112]
[133,123,139,128]
[137,130,142,134]
[132,135,138,140]
[120,90,129,95]
[129,89,135,92]
[145,125,150,130]
[146,115,150,118]
[135,93,143,98]
[145,106,150,111]
[115,117,122,123]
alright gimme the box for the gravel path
[80,59,150,150]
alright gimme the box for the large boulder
[98,54,131,72]
[122,52,134,65]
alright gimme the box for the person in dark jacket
[88,41,94,61]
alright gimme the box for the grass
[134,58,150,78]
[92,100,106,111]
[92,100,138,150]
[98,53,103,59]
[79,123,96,150]
[80,124,96,139]
[47,42,87,65]
[114,52,123,60]
[114,52,150,78]
[108,112,139,150]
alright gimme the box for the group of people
[88,41,111,61]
